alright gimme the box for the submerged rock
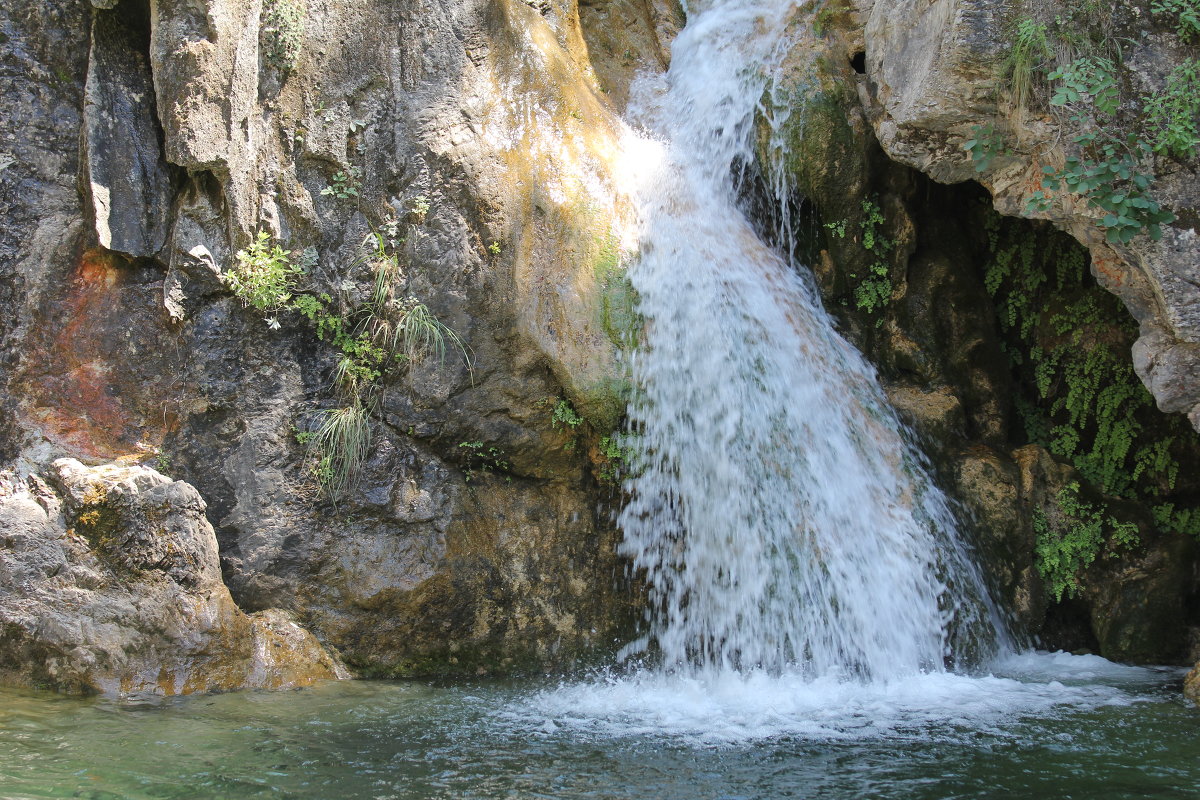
[0,460,347,697]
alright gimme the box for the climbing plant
[980,211,1200,546]
[1034,482,1140,602]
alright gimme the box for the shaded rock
[0,460,347,697]
[83,1,173,258]
[1081,518,1195,664]
[951,445,1041,633]
[856,0,1200,433]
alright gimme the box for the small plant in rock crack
[597,434,636,484]
[850,198,894,314]
[261,0,305,72]
[458,441,511,482]
[309,402,372,500]
[409,195,431,220]
[1004,18,1052,111]
[279,227,472,500]
[321,166,362,200]
[551,398,585,451]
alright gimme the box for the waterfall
[615,0,1005,680]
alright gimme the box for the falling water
[616,0,1005,679]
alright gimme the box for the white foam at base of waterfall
[517,652,1172,745]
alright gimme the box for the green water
[1,654,1198,800]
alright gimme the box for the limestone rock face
[84,2,173,258]
[0,0,668,679]
[0,460,347,697]
[857,0,1200,431]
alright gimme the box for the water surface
[2,652,1196,799]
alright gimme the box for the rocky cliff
[0,0,676,693]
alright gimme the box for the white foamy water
[614,0,1002,678]
[518,652,1163,745]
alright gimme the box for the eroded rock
[856,0,1200,432]
[0,460,347,697]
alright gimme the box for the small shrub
[410,195,431,218]
[321,166,362,200]
[1049,57,1119,115]
[226,231,306,314]
[1143,59,1200,159]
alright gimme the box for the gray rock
[83,3,172,258]
[0,460,348,697]
[0,0,664,681]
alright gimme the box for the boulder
[0,460,347,697]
